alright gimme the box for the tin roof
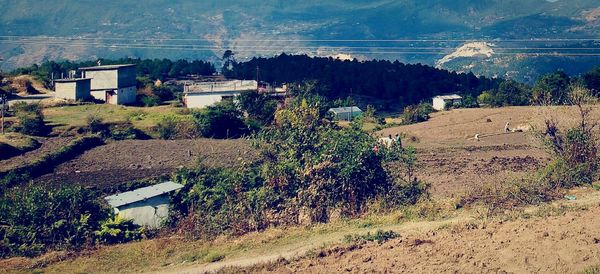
[434,94,462,100]
[328,106,363,114]
[79,64,136,71]
[105,181,184,208]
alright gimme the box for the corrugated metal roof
[434,94,462,100]
[79,64,136,71]
[105,181,184,208]
[328,106,363,114]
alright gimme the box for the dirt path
[161,189,600,274]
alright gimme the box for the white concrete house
[329,106,363,121]
[80,64,137,105]
[432,94,462,111]
[183,80,258,109]
[54,78,91,101]
[104,181,184,228]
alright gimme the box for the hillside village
[0,53,599,274]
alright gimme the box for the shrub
[140,95,161,107]
[86,114,107,134]
[95,216,144,244]
[11,102,48,136]
[108,123,141,140]
[401,103,433,124]
[156,115,179,140]
[192,101,247,139]
[238,91,277,126]
[156,115,198,140]
[343,230,399,244]
[0,185,109,258]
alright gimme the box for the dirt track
[245,200,600,274]
[34,139,258,189]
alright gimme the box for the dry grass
[43,104,192,135]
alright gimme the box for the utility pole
[256,65,261,93]
[1,93,6,135]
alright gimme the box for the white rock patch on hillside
[436,42,495,67]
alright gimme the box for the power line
[3,39,600,51]
[2,40,600,53]
[1,35,600,43]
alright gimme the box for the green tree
[238,91,277,126]
[532,71,571,105]
[193,101,247,139]
[581,67,600,97]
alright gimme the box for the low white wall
[184,91,239,108]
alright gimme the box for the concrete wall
[115,86,137,105]
[85,70,118,90]
[184,91,239,108]
[55,80,91,100]
[117,66,137,88]
[115,195,171,228]
[432,97,446,111]
[433,98,462,111]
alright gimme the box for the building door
[106,90,116,104]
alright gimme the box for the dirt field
[244,199,600,274]
[33,139,259,189]
[378,106,600,198]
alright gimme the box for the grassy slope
[43,104,193,136]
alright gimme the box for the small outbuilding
[328,106,363,121]
[54,78,92,101]
[104,181,184,228]
[432,94,462,111]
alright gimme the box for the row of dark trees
[478,69,600,107]
[225,53,501,108]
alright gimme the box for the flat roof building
[432,94,462,111]
[80,64,137,105]
[105,181,184,228]
[183,80,258,109]
[54,78,92,101]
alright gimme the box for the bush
[156,115,198,140]
[192,101,247,139]
[86,114,106,134]
[11,102,48,136]
[343,230,399,244]
[140,95,161,107]
[401,103,433,124]
[109,123,142,140]
[171,97,428,239]
[0,185,109,258]
[95,216,144,244]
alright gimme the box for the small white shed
[329,106,363,121]
[104,181,184,228]
[432,94,462,111]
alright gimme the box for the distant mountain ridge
[0,0,598,81]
